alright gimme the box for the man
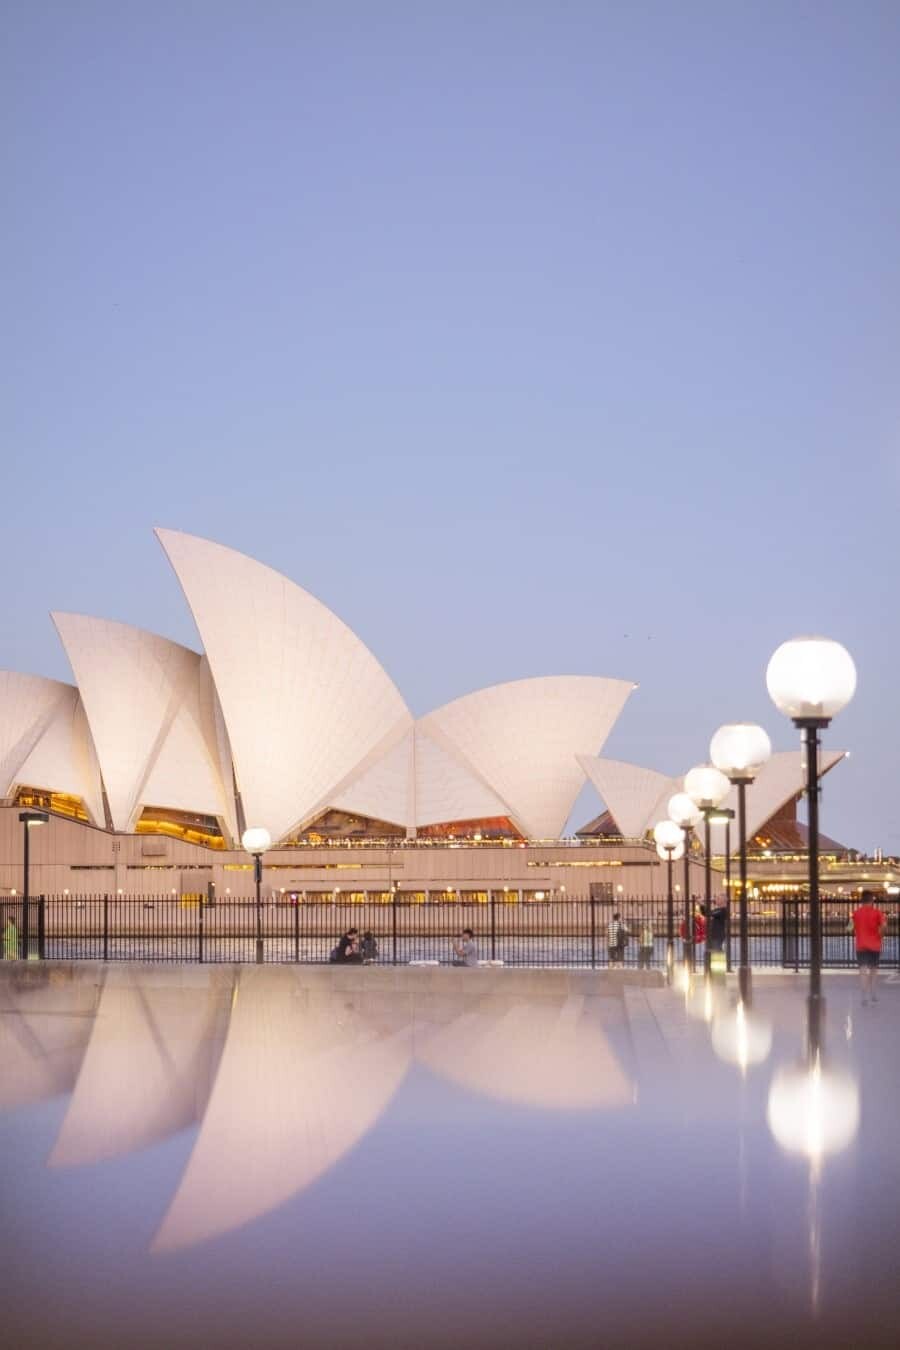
[334,926,363,963]
[852,890,887,1005]
[452,927,478,966]
[607,911,628,966]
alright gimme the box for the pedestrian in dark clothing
[331,927,363,963]
[360,931,379,963]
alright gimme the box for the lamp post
[241,827,272,964]
[684,765,731,973]
[707,806,735,969]
[668,792,702,971]
[766,637,856,1052]
[654,820,685,973]
[709,723,772,1006]
[18,810,49,960]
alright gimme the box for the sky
[2,1,898,850]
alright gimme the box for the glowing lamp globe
[766,637,856,722]
[711,1003,773,1070]
[767,1060,859,1160]
[710,723,772,781]
[653,820,684,850]
[241,827,272,855]
[656,840,685,862]
[668,792,702,829]
[684,764,731,810]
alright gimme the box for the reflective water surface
[2,963,898,1349]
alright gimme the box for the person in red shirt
[852,890,887,1005]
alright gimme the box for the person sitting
[331,926,363,963]
[360,930,379,963]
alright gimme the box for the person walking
[852,890,887,1006]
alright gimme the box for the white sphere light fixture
[656,840,685,863]
[241,826,272,855]
[653,820,685,850]
[710,723,772,780]
[668,792,702,829]
[766,636,857,723]
[684,764,731,810]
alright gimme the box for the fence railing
[2,894,898,969]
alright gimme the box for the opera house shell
[0,530,845,897]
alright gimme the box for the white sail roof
[52,613,236,835]
[706,748,846,851]
[152,968,411,1251]
[0,670,104,823]
[330,725,510,830]
[156,528,413,842]
[577,756,676,838]
[418,676,636,839]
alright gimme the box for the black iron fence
[2,893,899,969]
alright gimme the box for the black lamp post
[684,766,731,974]
[710,725,773,1007]
[654,820,685,976]
[18,809,49,960]
[767,637,856,1052]
[668,793,702,973]
[241,827,272,964]
[708,806,735,970]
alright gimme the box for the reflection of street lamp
[654,820,684,972]
[684,765,731,972]
[712,1001,772,1072]
[766,637,856,1041]
[19,810,49,960]
[668,792,702,970]
[767,1056,859,1161]
[241,827,271,965]
[710,723,772,1005]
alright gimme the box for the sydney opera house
[0,530,853,900]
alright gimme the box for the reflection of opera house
[0,529,870,899]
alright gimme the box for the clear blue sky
[3,2,898,849]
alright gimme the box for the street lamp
[684,765,731,973]
[766,637,856,1045]
[241,827,272,964]
[710,722,772,1005]
[707,806,735,968]
[654,820,685,972]
[668,792,702,970]
[18,810,49,960]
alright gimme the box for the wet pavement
[1,962,898,1349]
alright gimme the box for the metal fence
[2,894,899,969]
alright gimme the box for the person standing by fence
[3,911,17,960]
[852,890,887,1005]
[607,911,629,966]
